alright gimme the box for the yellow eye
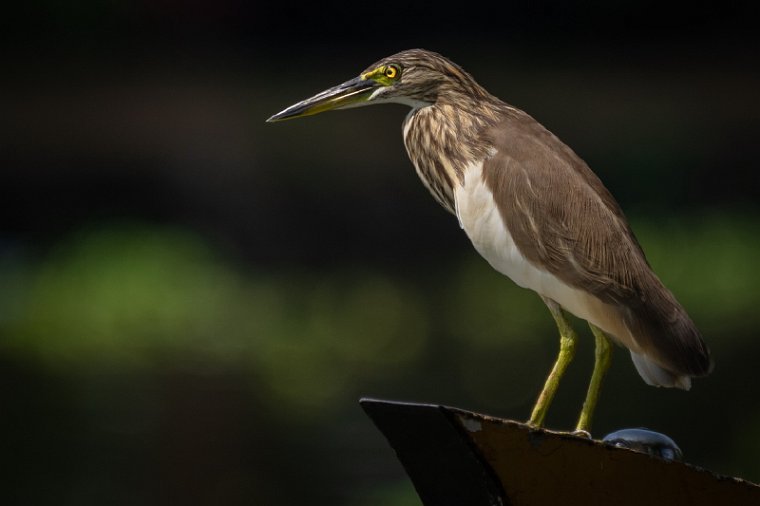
[385,65,399,79]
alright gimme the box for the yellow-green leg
[529,300,577,428]
[575,323,613,434]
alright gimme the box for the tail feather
[622,276,713,386]
[630,351,692,390]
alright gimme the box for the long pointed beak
[267,76,380,122]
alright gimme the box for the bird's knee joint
[595,338,613,361]
[559,334,577,356]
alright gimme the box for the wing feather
[481,112,712,379]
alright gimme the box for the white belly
[453,161,621,335]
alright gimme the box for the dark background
[2,2,759,505]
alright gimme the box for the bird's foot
[524,420,593,439]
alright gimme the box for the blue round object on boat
[602,428,683,461]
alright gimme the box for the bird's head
[267,49,485,122]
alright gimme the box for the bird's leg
[575,323,613,434]
[528,299,577,428]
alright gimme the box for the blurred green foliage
[2,225,429,414]
[8,214,760,359]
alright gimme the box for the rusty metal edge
[360,397,508,506]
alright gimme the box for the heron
[267,49,712,434]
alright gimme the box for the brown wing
[482,111,712,378]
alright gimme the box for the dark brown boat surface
[361,398,760,506]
